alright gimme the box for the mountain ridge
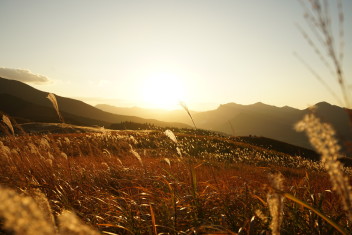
[96,100,352,150]
[2,76,351,151]
[0,77,190,129]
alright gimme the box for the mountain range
[1,76,352,151]
[96,101,352,150]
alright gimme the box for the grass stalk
[283,192,348,235]
[150,205,158,235]
[179,101,197,129]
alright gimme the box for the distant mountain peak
[216,102,238,109]
[315,101,332,107]
[281,105,298,112]
[250,102,279,110]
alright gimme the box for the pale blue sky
[0,0,351,110]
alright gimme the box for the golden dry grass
[0,128,350,234]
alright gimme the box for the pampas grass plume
[0,186,55,235]
[47,93,64,123]
[267,172,285,235]
[2,114,14,135]
[164,157,171,167]
[25,188,55,229]
[130,144,143,166]
[296,113,352,221]
[164,129,177,144]
[179,101,197,129]
[58,210,100,235]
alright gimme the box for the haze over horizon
[0,0,351,111]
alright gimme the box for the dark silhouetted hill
[0,93,110,126]
[196,102,352,150]
[0,77,190,129]
[97,101,352,150]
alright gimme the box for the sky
[0,0,351,111]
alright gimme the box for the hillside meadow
[0,121,351,234]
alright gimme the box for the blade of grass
[283,192,348,235]
[150,205,157,235]
[98,224,134,234]
[179,101,197,129]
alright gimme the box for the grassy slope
[0,126,350,234]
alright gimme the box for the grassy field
[0,125,351,234]
[0,0,350,234]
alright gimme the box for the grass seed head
[164,157,171,167]
[25,188,55,229]
[47,93,64,123]
[165,129,177,144]
[0,186,55,235]
[58,210,100,235]
[130,145,143,166]
[267,172,285,235]
[2,114,14,135]
[296,113,352,221]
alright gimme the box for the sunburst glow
[141,73,186,110]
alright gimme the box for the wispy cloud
[0,67,51,84]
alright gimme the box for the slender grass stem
[283,192,348,235]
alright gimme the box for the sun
[141,73,186,110]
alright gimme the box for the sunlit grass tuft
[47,93,64,123]
[2,114,14,135]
